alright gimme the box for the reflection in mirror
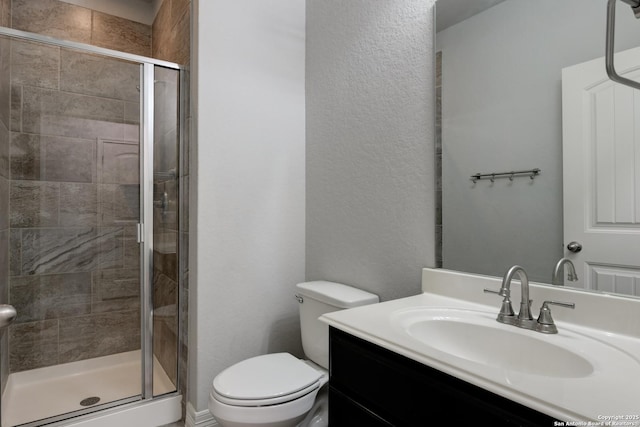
[436,0,640,298]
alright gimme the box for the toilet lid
[213,353,323,402]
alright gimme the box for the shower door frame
[0,26,184,425]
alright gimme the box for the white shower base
[2,350,176,427]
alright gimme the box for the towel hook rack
[470,168,540,184]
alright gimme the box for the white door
[562,46,640,296]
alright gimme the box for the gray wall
[190,0,306,412]
[437,0,640,282]
[305,0,436,302]
[189,0,435,415]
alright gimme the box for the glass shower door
[2,38,144,426]
[152,65,180,397]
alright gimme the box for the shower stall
[0,20,185,427]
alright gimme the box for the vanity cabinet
[328,327,559,426]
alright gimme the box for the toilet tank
[295,281,379,369]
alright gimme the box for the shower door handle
[0,304,17,329]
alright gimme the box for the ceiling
[436,0,507,33]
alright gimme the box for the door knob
[0,304,17,329]
[567,241,582,253]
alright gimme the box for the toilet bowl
[209,353,328,427]
[208,281,379,427]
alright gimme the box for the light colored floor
[2,350,175,427]
[160,422,184,427]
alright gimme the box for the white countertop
[320,268,640,424]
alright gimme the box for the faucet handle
[544,300,575,309]
[484,288,516,323]
[484,287,508,297]
[535,300,575,334]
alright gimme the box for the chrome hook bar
[470,168,540,183]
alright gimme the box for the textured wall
[191,0,306,412]
[306,0,437,302]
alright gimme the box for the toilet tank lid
[295,281,379,308]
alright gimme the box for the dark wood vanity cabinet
[328,327,559,426]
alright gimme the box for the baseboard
[185,402,218,427]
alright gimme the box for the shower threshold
[1,350,175,427]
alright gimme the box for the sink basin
[391,308,595,378]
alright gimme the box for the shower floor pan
[1,350,175,427]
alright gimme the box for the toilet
[208,281,379,427]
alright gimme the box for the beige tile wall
[91,11,151,56]
[153,0,191,65]
[11,0,151,57]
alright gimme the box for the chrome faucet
[552,258,578,286]
[485,265,576,334]
[500,265,534,329]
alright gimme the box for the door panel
[562,46,640,296]
[590,264,640,296]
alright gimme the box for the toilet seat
[209,386,321,426]
[212,353,324,407]
[212,381,321,407]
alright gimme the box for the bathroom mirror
[436,0,640,298]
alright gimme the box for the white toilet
[208,281,379,427]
